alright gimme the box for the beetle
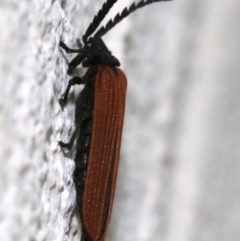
[59,0,172,241]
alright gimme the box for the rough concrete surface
[0,1,240,241]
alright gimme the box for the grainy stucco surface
[0,1,240,241]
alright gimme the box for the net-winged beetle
[59,1,172,241]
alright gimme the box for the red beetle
[59,0,172,240]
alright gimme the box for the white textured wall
[0,1,240,241]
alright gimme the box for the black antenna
[94,0,172,38]
[83,0,118,43]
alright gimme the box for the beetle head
[82,37,120,67]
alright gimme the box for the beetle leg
[60,41,81,53]
[60,41,86,75]
[58,125,80,150]
[59,66,97,107]
[59,76,82,107]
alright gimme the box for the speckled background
[0,1,240,241]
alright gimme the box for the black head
[81,37,120,67]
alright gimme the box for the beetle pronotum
[59,1,172,241]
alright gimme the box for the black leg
[59,66,98,107]
[60,41,81,53]
[59,76,83,107]
[59,41,87,74]
[58,125,80,150]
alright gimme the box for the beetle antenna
[94,0,172,38]
[83,0,119,43]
